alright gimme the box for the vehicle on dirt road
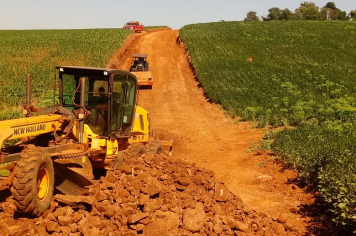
[129,53,153,89]
[123,21,143,33]
[0,67,171,216]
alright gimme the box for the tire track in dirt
[109,29,315,232]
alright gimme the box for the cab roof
[132,53,148,58]
[56,66,135,77]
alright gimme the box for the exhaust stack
[79,77,86,142]
[23,74,33,117]
[26,74,32,109]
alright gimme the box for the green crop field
[0,28,132,120]
[144,26,170,30]
[180,21,356,226]
[180,21,356,127]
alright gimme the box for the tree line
[244,2,356,21]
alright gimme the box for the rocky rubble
[0,152,303,235]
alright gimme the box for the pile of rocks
[0,152,301,236]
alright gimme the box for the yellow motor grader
[0,66,171,216]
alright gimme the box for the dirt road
[109,29,314,231]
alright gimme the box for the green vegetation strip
[0,164,10,177]
[144,26,170,30]
[180,20,356,226]
[0,170,9,177]
[0,28,132,119]
[272,122,356,224]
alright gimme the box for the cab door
[110,73,138,138]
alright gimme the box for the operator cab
[56,66,138,138]
[130,53,149,72]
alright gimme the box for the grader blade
[53,156,93,196]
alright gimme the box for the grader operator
[0,66,170,216]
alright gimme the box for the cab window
[112,74,126,131]
[61,74,109,136]
[112,74,137,136]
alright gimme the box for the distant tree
[321,2,342,20]
[351,10,356,20]
[321,2,350,21]
[244,11,260,21]
[321,7,339,20]
[338,11,349,21]
[280,8,296,20]
[295,2,321,20]
[268,7,281,20]
[261,15,269,21]
[325,2,336,10]
[260,8,296,21]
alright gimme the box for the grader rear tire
[11,147,54,216]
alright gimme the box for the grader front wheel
[11,147,54,216]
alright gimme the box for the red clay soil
[0,152,303,235]
[107,30,316,233]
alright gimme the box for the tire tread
[11,147,54,216]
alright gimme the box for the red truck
[123,21,144,33]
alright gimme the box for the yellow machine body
[0,66,171,217]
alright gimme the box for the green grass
[144,26,170,30]
[271,121,356,225]
[180,20,356,226]
[0,28,132,118]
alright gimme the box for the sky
[0,0,354,30]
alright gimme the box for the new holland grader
[0,66,171,216]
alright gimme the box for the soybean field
[180,21,356,127]
[180,21,356,226]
